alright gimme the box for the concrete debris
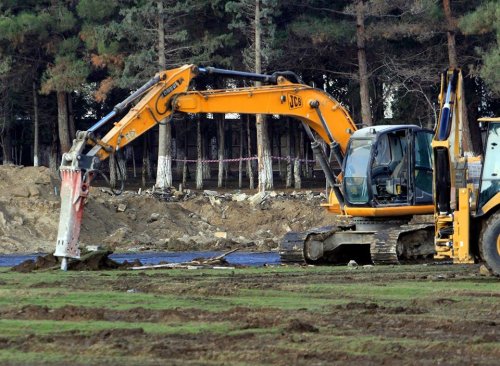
[28,186,41,197]
[148,213,160,222]
[214,231,227,239]
[203,190,219,196]
[209,196,221,206]
[232,193,248,202]
[479,264,493,276]
[12,187,30,198]
[117,203,127,212]
[249,192,268,206]
[347,260,358,268]
[85,245,104,252]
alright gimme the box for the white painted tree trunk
[196,118,203,189]
[155,0,172,189]
[238,121,244,188]
[246,116,254,189]
[286,120,293,188]
[294,158,301,189]
[254,1,273,192]
[355,0,372,126]
[217,115,225,188]
[294,129,302,189]
[32,81,39,166]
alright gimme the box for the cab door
[413,130,434,204]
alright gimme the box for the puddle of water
[0,251,280,267]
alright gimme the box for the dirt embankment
[0,166,332,254]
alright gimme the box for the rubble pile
[1,165,333,254]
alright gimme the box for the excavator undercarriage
[279,217,435,265]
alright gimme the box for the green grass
[0,264,498,365]
[0,318,232,337]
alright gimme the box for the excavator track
[280,222,435,265]
[370,223,435,265]
[279,226,337,263]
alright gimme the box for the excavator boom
[55,64,356,268]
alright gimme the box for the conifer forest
[0,0,498,190]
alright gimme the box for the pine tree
[226,0,279,191]
[40,2,89,153]
[460,1,500,97]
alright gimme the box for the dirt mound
[11,251,142,272]
[285,319,319,333]
[0,165,333,255]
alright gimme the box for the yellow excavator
[432,69,499,275]
[55,64,437,270]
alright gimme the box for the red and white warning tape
[171,156,316,164]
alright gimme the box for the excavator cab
[342,125,433,208]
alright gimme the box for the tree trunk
[109,153,118,189]
[131,146,137,178]
[294,127,302,189]
[355,0,372,126]
[277,128,284,180]
[246,116,254,189]
[238,120,244,188]
[304,132,312,179]
[203,125,211,179]
[286,119,293,188]
[443,0,458,68]
[175,121,184,177]
[217,114,225,188]
[49,119,58,172]
[155,0,172,189]
[443,0,476,154]
[57,91,71,153]
[67,92,75,141]
[254,0,273,191]
[142,135,151,187]
[182,121,188,186]
[256,115,273,191]
[118,154,127,181]
[445,1,476,154]
[33,82,40,166]
[196,117,203,189]
[1,123,13,165]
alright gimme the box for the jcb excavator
[432,68,500,275]
[55,64,436,270]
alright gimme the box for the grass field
[0,264,498,365]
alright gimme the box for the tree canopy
[0,0,498,171]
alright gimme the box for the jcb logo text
[288,94,302,109]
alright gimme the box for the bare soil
[0,265,498,365]
[0,165,332,254]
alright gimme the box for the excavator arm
[54,64,357,269]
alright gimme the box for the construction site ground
[0,264,498,365]
[1,166,499,365]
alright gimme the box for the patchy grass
[0,264,498,365]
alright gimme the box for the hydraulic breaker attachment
[54,168,90,270]
[54,130,99,270]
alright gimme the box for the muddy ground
[0,165,332,254]
[0,264,498,365]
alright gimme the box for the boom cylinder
[88,75,162,133]
[198,66,277,84]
